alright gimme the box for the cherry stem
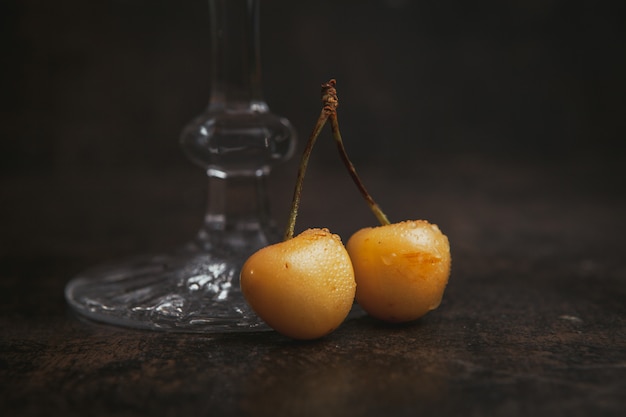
[283,79,390,240]
[284,80,338,240]
[329,113,391,226]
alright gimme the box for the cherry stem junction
[284,79,389,241]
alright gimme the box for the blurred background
[1,0,625,262]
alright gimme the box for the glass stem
[196,173,274,254]
[186,0,273,254]
[208,0,265,112]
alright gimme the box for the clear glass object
[65,0,296,332]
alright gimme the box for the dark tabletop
[2,1,626,416]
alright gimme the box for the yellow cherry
[241,228,356,340]
[346,220,451,323]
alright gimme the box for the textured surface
[2,153,625,417]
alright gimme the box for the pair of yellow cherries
[241,80,451,340]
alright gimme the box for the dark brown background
[3,0,625,174]
[1,1,625,416]
[3,0,625,250]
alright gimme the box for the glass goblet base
[65,245,271,333]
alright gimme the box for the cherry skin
[346,220,451,323]
[240,228,356,340]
